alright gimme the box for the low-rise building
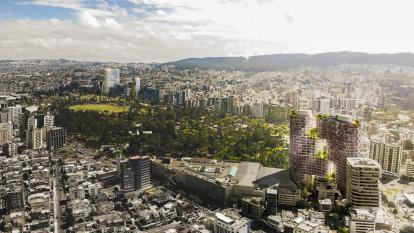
[241,197,263,220]
[318,199,332,212]
[214,212,250,233]
[349,209,375,233]
[278,187,302,207]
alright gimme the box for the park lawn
[69,104,129,113]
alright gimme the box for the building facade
[103,68,120,94]
[346,158,381,208]
[120,156,151,192]
[349,209,375,233]
[265,188,278,215]
[46,127,66,151]
[289,110,335,185]
[0,122,13,145]
[213,212,250,233]
[318,115,360,193]
[369,139,402,176]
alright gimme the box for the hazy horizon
[1,0,414,63]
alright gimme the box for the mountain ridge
[163,51,414,71]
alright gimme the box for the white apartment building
[370,139,402,176]
[346,158,381,208]
[214,212,250,233]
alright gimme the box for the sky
[0,0,414,63]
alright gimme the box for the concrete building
[346,158,381,208]
[28,113,54,129]
[313,97,330,115]
[406,159,414,177]
[0,110,8,123]
[2,141,18,157]
[213,212,250,233]
[252,102,264,118]
[265,188,278,215]
[102,68,120,94]
[349,209,375,233]
[7,105,22,127]
[44,114,54,128]
[369,139,402,176]
[0,122,13,145]
[339,98,358,111]
[294,221,320,233]
[135,77,141,97]
[318,115,360,193]
[278,187,302,207]
[120,156,151,192]
[46,127,66,151]
[314,177,340,202]
[5,187,24,211]
[152,157,296,206]
[27,127,44,150]
[318,199,332,212]
[241,197,263,220]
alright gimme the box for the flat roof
[319,199,332,205]
[350,208,376,220]
[337,115,353,123]
[266,188,278,195]
[235,162,261,186]
[298,110,312,116]
[255,167,296,188]
[405,193,414,205]
[215,212,233,224]
[294,217,304,224]
[297,223,313,232]
[347,157,380,168]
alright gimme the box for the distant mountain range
[164,52,414,71]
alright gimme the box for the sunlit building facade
[102,68,120,94]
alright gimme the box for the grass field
[69,104,129,113]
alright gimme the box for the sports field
[69,104,128,113]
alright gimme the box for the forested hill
[164,52,414,71]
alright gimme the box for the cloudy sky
[0,0,413,62]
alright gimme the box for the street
[53,163,62,233]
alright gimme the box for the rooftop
[235,162,261,186]
[336,115,353,123]
[215,212,233,224]
[347,157,381,168]
[405,193,414,205]
[350,208,376,220]
[298,110,313,116]
[154,158,296,188]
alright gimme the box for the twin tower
[289,110,360,193]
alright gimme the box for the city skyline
[1,0,414,62]
[1,1,414,232]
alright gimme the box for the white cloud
[29,0,84,10]
[78,11,100,27]
[2,0,414,62]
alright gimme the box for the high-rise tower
[346,157,381,208]
[102,68,120,94]
[318,115,360,193]
[370,138,402,176]
[120,156,151,192]
[289,110,334,184]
